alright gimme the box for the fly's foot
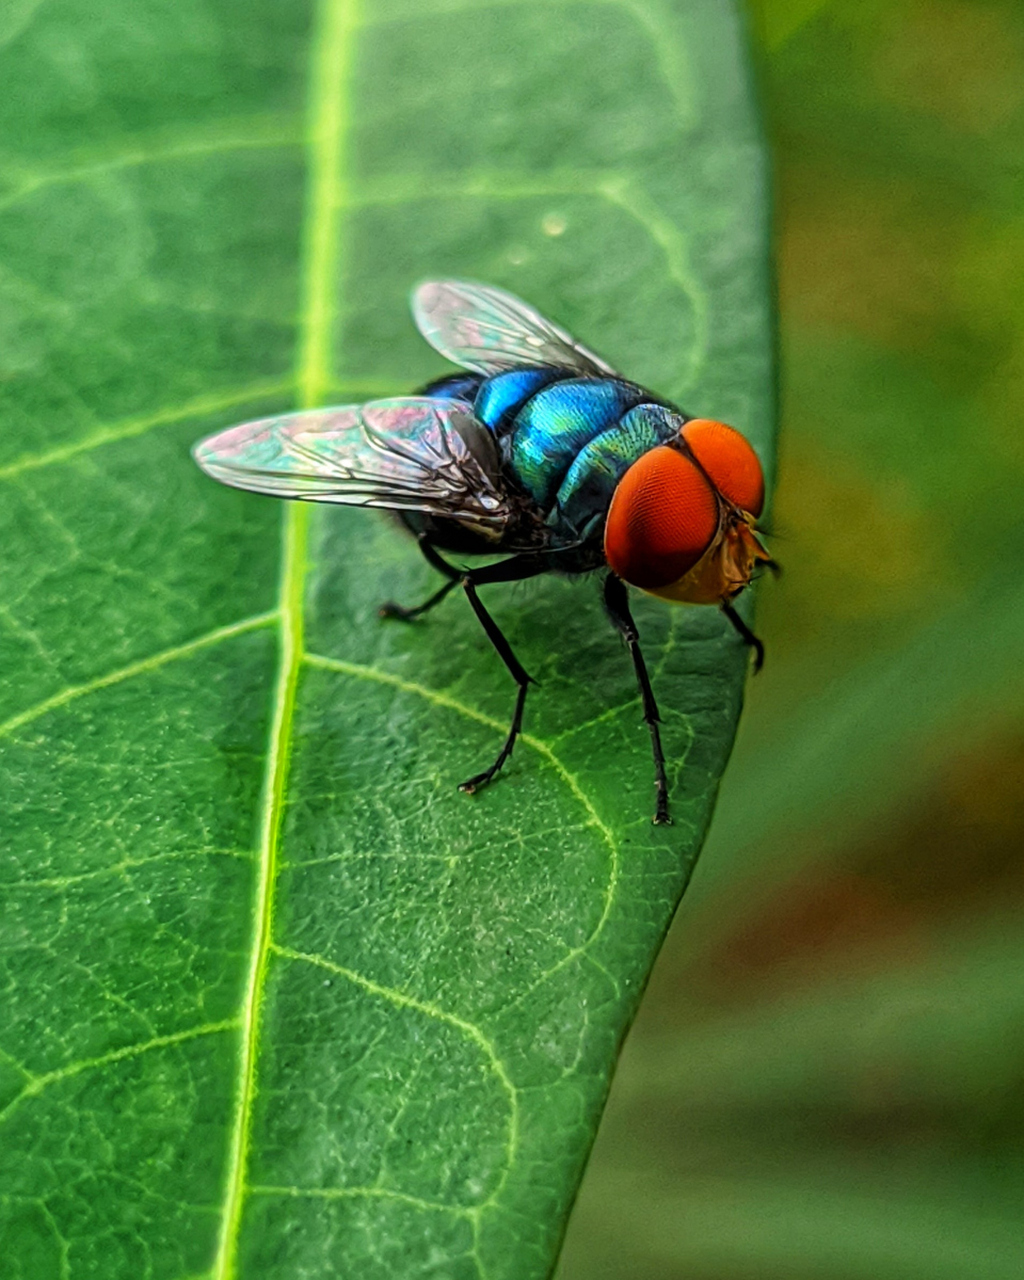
[721,602,765,672]
[458,768,500,795]
[378,600,417,622]
[652,795,672,826]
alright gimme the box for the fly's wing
[412,279,619,378]
[191,397,513,541]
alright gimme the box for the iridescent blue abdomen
[505,377,650,508]
[420,365,684,549]
[474,367,564,436]
[549,403,681,539]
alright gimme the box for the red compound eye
[604,446,718,589]
[681,419,764,517]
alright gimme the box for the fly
[193,281,775,824]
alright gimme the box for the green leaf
[0,1,772,1277]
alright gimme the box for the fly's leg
[603,573,672,826]
[379,577,458,622]
[721,601,765,672]
[456,556,549,795]
[459,583,532,793]
[380,537,461,621]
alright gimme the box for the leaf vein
[0,382,294,482]
[0,848,253,892]
[250,1183,470,1216]
[344,170,706,391]
[0,1021,239,1126]
[272,942,520,1212]
[359,0,693,127]
[211,0,358,1274]
[0,115,304,214]
[0,612,279,740]
[302,651,622,997]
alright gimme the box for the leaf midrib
[211,0,359,1275]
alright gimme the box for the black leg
[603,573,672,826]
[456,555,549,796]
[721,601,765,672]
[379,536,461,621]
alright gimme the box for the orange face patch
[681,419,764,517]
[604,446,719,589]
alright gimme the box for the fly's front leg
[603,572,671,825]
[379,536,461,621]
[721,601,765,671]
[456,555,548,796]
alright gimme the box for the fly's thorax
[504,377,652,511]
[417,371,485,403]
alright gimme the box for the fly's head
[603,418,770,604]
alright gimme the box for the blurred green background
[558,2,1024,1277]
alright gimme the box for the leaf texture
[0,0,772,1276]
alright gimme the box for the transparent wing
[412,279,619,377]
[191,397,513,540]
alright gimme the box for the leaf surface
[0,1,772,1276]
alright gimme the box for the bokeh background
[558,2,1024,1277]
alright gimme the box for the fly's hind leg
[603,573,672,825]
[379,536,461,621]
[457,555,549,795]
[721,600,765,671]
